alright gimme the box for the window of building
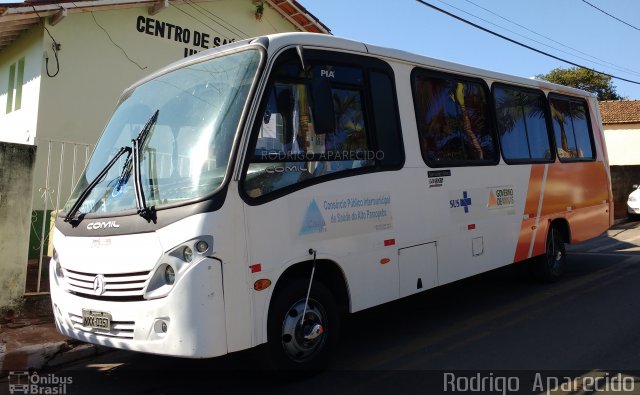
[6,57,25,114]
[412,69,498,166]
[493,85,553,162]
[549,95,595,161]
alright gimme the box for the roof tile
[599,100,640,124]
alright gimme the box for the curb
[0,341,66,372]
[46,343,112,368]
[1,340,111,372]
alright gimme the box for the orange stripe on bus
[513,164,544,262]
[515,160,611,263]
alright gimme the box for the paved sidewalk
[0,297,110,373]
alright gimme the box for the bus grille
[69,313,135,339]
[63,268,151,299]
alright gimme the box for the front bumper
[628,203,640,215]
[50,257,227,358]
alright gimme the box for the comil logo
[8,371,73,394]
[86,220,120,230]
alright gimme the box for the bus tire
[531,224,567,282]
[266,278,339,372]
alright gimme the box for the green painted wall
[0,142,36,306]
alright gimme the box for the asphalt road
[51,220,640,394]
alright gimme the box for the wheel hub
[281,299,326,362]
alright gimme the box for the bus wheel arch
[264,259,349,371]
[271,259,351,314]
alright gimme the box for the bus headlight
[195,240,208,253]
[52,248,64,279]
[182,246,193,263]
[164,265,176,285]
[143,236,213,300]
[55,261,64,279]
[145,263,177,300]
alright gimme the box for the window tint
[549,96,594,160]
[412,71,498,166]
[494,85,552,162]
[244,60,373,198]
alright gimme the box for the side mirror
[633,184,639,189]
[310,72,336,135]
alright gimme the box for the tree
[536,67,623,101]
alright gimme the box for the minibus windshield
[62,48,261,218]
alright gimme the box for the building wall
[610,165,640,219]
[0,142,36,306]
[32,1,300,210]
[602,123,640,218]
[0,25,43,146]
[604,124,640,166]
[0,1,306,306]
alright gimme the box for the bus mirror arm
[300,248,320,338]
[310,77,336,135]
[296,45,306,74]
[297,44,335,135]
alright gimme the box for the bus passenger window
[494,85,552,162]
[549,96,595,160]
[412,71,498,166]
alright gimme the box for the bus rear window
[549,96,595,161]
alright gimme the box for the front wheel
[266,279,339,372]
[531,224,567,282]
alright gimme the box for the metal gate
[27,138,93,294]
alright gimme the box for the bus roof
[128,32,596,100]
[266,33,596,98]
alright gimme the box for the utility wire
[463,0,640,77]
[414,0,640,85]
[184,0,250,39]
[32,6,60,77]
[173,5,228,39]
[436,0,640,78]
[581,0,640,32]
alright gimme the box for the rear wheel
[531,224,567,282]
[266,279,338,372]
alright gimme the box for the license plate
[82,309,112,330]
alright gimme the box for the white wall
[604,124,640,166]
[0,25,43,145]
[31,0,302,210]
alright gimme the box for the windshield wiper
[64,146,132,223]
[64,110,159,224]
[132,109,159,222]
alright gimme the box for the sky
[299,0,640,100]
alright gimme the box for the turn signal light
[253,279,272,291]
